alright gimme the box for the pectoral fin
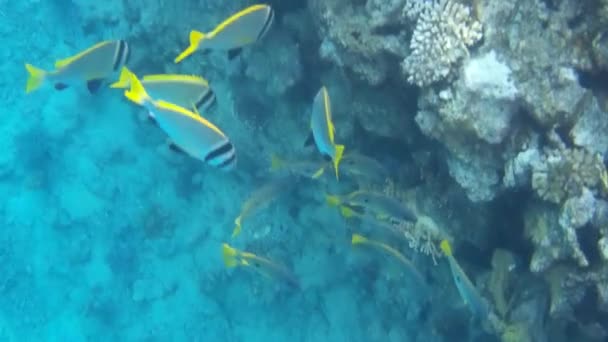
[87,78,104,94]
[228,48,243,60]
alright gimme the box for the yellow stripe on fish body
[25,40,129,94]
[174,4,274,63]
[310,86,345,180]
[112,67,216,112]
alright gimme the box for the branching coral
[531,147,607,205]
[401,0,483,87]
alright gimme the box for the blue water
[4,1,607,341]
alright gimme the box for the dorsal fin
[142,74,209,86]
[55,41,113,69]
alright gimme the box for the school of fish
[24,3,493,329]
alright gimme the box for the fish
[232,176,294,237]
[440,240,490,319]
[352,233,426,288]
[222,243,300,288]
[326,190,417,223]
[340,152,390,184]
[123,72,236,170]
[25,40,129,94]
[269,154,329,179]
[306,86,345,180]
[110,66,217,112]
[174,4,274,63]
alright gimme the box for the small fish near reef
[25,40,129,94]
[340,152,390,185]
[352,233,427,289]
[326,190,417,224]
[222,243,300,289]
[111,66,217,113]
[232,176,294,238]
[269,153,330,180]
[122,72,236,170]
[440,240,490,320]
[305,86,345,180]
[174,4,274,63]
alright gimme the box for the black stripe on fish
[112,40,127,71]
[204,141,234,163]
[217,152,237,169]
[120,40,130,66]
[256,8,274,41]
[195,90,215,111]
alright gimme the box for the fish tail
[333,144,345,180]
[339,205,356,218]
[175,30,205,63]
[222,243,239,268]
[270,154,283,170]
[311,166,325,179]
[325,194,341,206]
[124,71,149,105]
[25,63,47,93]
[231,215,242,238]
[440,239,452,256]
[110,66,134,89]
[351,233,368,245]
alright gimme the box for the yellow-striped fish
[270,154,329,179]
[175,4,274,63]
[327,190,417,223]
[25,40,129,94]
[123,72,236,170]
[232,176,293,237]
[440,240,490,318]
[351,233,426,288]
[306,86,345,180]
[111,67,217,112]
[222,243,300,288]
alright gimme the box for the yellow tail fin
[25,63,47,94]
[333,144,345,180]
[326,194,341,206]
[440,240,452,256]
[270,154,283,171]
[222,243,239,268]
[339,206,357,218]
[175,30,205,63]
[110,66,134,89]
[352,233,368,245]
[231,216,242,238]
[124,71,149,105]
[311,166,325,179]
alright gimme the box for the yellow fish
[111,67,217,112]
[326,190,417,223]
[25,40,129,94]
[440,240,490,318]
[270,154,329,179]
[305,86,345,180]
[232,176,293,237]
[123,72,236,170]
[175,4,274,63]
[352,233,426,288]
[222,243,300,288]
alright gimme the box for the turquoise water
[4,1,608,341]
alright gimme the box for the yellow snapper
[440,240,490,319]
[327,190,417,223]
[269,154,330,179]
[341,152,390,184]
[352,233,426,288]
[306,86,345,180]
[232,176,294,237]
[175,4,274,63]
[222,243,300,289]
[25,40,129,94]
[123,72,236,170]
[111,67,217,112]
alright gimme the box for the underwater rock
[571,94,608,158]
[531,147,606,205]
